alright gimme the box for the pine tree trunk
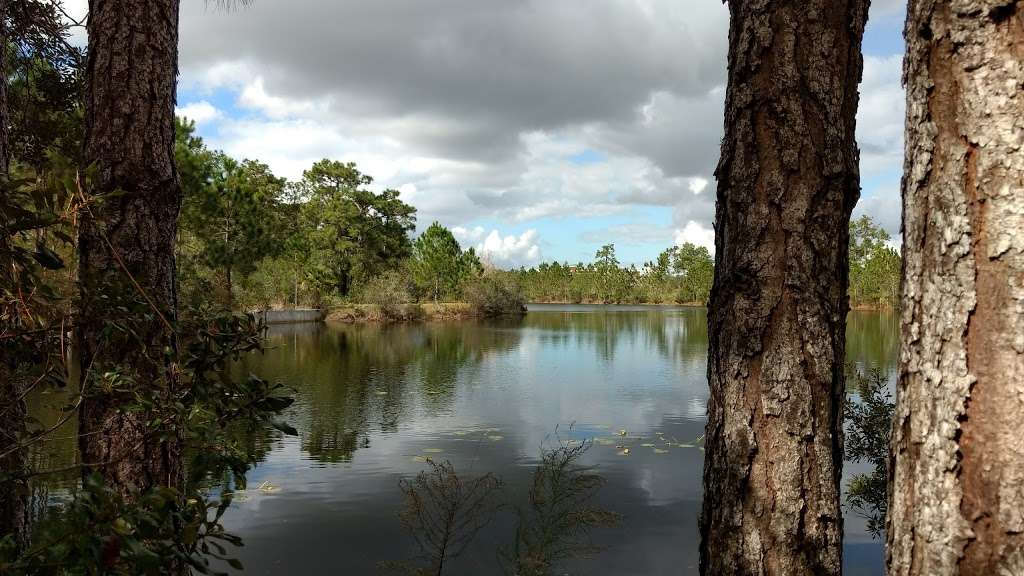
[77,0,183,495]
[887,2,1024,574]
[700,2,868,574]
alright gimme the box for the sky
[69,0,908,268]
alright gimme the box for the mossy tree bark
[887,1,1024,574]
[700,1,868,574]
[77,0,184,495]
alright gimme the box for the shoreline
[326,302,523,323]
[322,301,895,324]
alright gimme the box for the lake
[215,304,896,575]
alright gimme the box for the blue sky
[160,0,908,268]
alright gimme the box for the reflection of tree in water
[240,321,523,464]
[385,438,619,576]
[524,307,709,365]
[845,310,898,375]
[193,420,280,493]
[844,367,893,539]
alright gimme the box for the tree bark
[887,2,1024,574]
[700,1,868,575]
[77,0,183,495]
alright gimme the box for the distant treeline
[499,242,714,305]
[497,214,900,309]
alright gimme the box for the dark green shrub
[462,275,526,317]
[359,270,415,320]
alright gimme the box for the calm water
[215,304,896,575]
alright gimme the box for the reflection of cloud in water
[686,397,707,420]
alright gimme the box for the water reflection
[213,305,894,575]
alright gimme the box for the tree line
[504,215,898,308]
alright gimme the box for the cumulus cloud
[171,0,731,226]
[453,227,543,268]
[858,55,905,177]
[175,101,222,125]
[674,221,716,254]
[854,184,903,238]
[165,0,904,260]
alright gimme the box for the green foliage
[299,160,416,297]
[1,171,296,573]
[5,0,85,170]
[177,123,287,308]
[234,256,311,312]
[357,269,419,321]
[0,306,297,574]
[462,273,527,317]
[175,127,419,310]
[3,475,241,575]
[844,367,893,539]
[672,243,714,304]
[848,215,900,309]
[410,222,482,302]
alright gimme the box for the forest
[2,0,1022,575]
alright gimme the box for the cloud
[167,0,905,263]
[854,184,902,238]
[175,101,222,126]
[674,221,716,254]
[453,227,543,268]
[579,223,675,247]
[172,0,729,227]
[858,55,905,176]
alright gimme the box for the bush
[359,270,415,321]
[462,275,526,317]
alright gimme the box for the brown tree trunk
[700,2,868,575]
[77,0,183,495]
[887,2,1024,574]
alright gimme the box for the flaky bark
[77,0,183,494]
[887,2,1024,574]
[700,1,868,574]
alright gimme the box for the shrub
[462,275,526,317]
[359,270,415,321]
